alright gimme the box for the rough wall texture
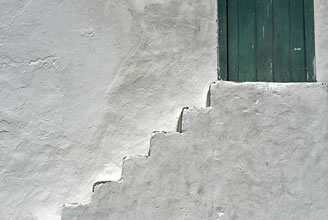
[315,0,328,82]
[62,81,328,220]
[0,0,216,219]
[1,0,328,219]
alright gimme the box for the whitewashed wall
[0,0,216,219]
[315,0,328,82]
[0,0,327,219]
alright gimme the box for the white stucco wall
[0,0,327,219]
[315,0,328,82]
[0,0,216,219]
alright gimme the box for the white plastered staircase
[62,81,328,220]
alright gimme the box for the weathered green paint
[227,0,239,81]
[290,0,306,82]
[218,0,316,82]
[238,0,257,81]
[273,0,291,82]
[218,0,228,80]
[304,0,316,82]
[256,0,273,82]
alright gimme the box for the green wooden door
[218,0,316,82]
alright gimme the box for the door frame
[217,0,316,82]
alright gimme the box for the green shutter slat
[256,0,274,82]
[290,0,306,82]
[218,0,228,80]
[304,0,316,82]
[273,0,291,82]
[228,0,239,81]
[239,0,257,81]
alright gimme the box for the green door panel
[238,0,257,81]
[304,0,316,82]
[218,0,316,82]
[256,0,274,82]
[273,0,291,82]
[227,0,239,81]
[290,0,306,82]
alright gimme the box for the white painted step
[62,81,328,220]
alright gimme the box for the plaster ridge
[27,56,57,66]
